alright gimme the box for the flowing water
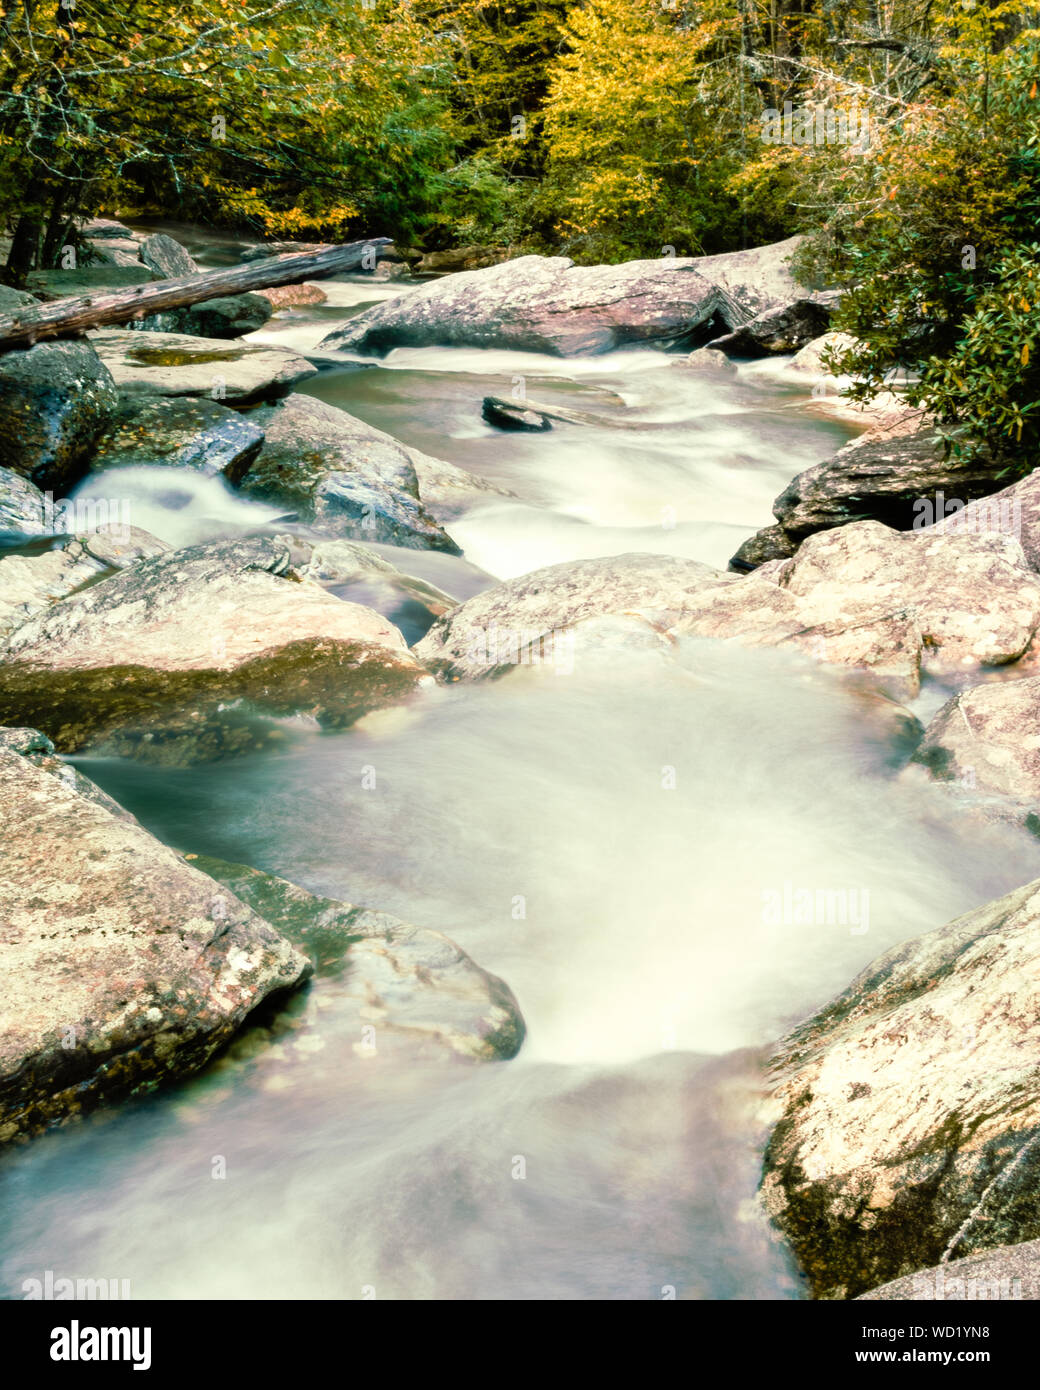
[3,236,1039,1301]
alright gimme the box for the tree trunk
[0,239,392,351]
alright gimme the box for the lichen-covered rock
[91,395,265,476]
[0,743,310,1145]
[729,523,798,573]
[707,295,838,357]
[87,329,316,403]
[226,393,463,553]
[929,466,1040,571]
[415,552,725,680]
[255,282,327,308]
[0,535,429,761]
[189,856,526,1063]
[0,339,118,492]
[761,876,1040,1299]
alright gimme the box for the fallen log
[0,239,392,351]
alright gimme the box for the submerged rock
[226,393,462,553]
[87,329,316,403]
[0,339,118,492]
[91,395,266,476]
[761,876,1040,1299]
[0,740,310,1145]
[0,535,429,761]
[189,856,525,1063]
[294,536,457,634]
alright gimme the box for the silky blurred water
[4,259,1036,1301]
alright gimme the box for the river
[2,228,1038,1300]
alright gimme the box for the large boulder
[677,521,1040,701]
[761,876,1040,1299]
[225,394,462,553]
[0,737,310,1145]
[0,535,430,762]
[91,395,266,476]
[189,856,525,1063]
[0,525,169,639]
[87,329,316,403]
[0,339,118,491]
[318,238,813,358]
[414,552,725,679]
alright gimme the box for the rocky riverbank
[3,224,1040,1299]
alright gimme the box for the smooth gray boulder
[91,395,266,476]
[0,739,310,1145]
[226,394,462,553]
[0,339,118,491]
[414,552,725,680]
[87,329,317,403]
[761,876,1040,1299]
[189,856,525,1063]
[0,534,429,762]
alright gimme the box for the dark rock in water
[0,737,310,1145]
[227,393,463,553]
[189,856,526,1062]
[728,524,798,573]
[773,408,1000,543]
[174,293,273,338]
[91,396,266,476]
[482,396,553,432]
[25,265,155,300]
[858,1239,1040,1300]
[0,534,429,761]
[761,875,1040,1299]
[138,231,198,279]
[707,294,839,358]
[0,467,48,538]
[0,339,118,492]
